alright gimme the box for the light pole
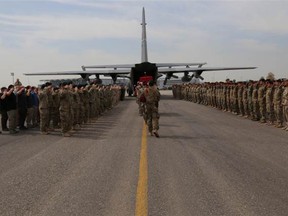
[11,72,14,84]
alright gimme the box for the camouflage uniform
[258,83,266,123]
[59,87,73,136]
[252,84,259,120]
[78,88,85,125]
[232,85,239,114]
[265,85,275,125]
[47,89,53,129]
[273,84,284,128]
[238,84,244,116]
[247,83,254,119]
[51,89,60,128]
[144,85,160,135]
[242,84,249,117]
[39,87,50,134]
[72,88,81,129]
[136,85,145,116]
[89,87,97,119]
[83,88,90,123]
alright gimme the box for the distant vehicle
[24,7,256,96]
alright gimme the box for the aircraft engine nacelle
[193,71,204,80]
[181,72,192,82]
[81,73,89,80]
[164,72,179,85]
[110,74,117,83]
[94,74,102,84]
[181,75,193,82]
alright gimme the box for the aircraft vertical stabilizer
[141,7,148,63]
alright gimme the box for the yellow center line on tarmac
[135,121,148,216]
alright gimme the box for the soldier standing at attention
[38,84,50,135]
[282,79,288,131]
[247,81,254,119]
[273,80,284,128]
[72,85,81,130]
[237,82,244,116]
[51,87,60,129]
[83,85,90,124]
[258,79,267,123]
[59,82,73,137]
[242,82,249,118]
[265,80,275,126]
[45,82,54,131]
[143,80,160,137]
[252,82,260,121]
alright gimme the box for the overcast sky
[0,0,287,87]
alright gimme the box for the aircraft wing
[158,66,257,73]
[24,69,131,76]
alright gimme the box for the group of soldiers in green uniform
[39,81,124,137]
[172,79,288,131]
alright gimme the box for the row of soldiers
[172,79,288,130]
[39,81,124,137]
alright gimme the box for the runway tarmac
[0,90,287,216]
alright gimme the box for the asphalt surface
[0,90,288,216]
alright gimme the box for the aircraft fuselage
[130,62,157,86]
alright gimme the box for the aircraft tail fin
[141,7,148,63]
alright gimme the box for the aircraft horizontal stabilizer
[158,66,257,74]
[82,64,134,69]
[24,69,131,76]
[156,63,206,67]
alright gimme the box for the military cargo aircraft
[24,7,256,95]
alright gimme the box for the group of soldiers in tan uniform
[37,81,123,137]
[172,79,288,131]
[136,80,161,137]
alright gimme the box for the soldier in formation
[172,78,288,131]
[37,81,123,137]
[0,79,123,136]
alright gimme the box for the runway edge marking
[135,121,148,216]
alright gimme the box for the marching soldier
[143,80,160,137]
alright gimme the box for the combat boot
[153,130,159,138]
